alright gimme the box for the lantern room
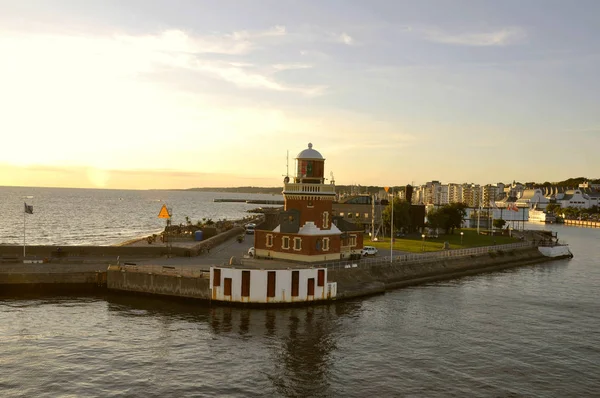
[295,143,325,184]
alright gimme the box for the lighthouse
[254,143,363,262]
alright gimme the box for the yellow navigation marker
[158,204,171,219]
[384,186,390,193]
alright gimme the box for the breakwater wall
[106,265,210,300]
[0,227,245,260]
[0,269,106,295]
[328,246,549,300]
[105,246,554,305]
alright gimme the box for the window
[267,271,276,298]
[291,271,299,297]
[294,237,302,251]
[349,234,357,247]
[322,211,329,229]
[282,236,290,249]
[224,278,232,296]
[266,234,273,247]
[241,271,250,297]
[355,212,360,218]
[322,237,330,251]
[348,213,353,219]
[339,212,345,217]
[364,213,369,219]
[317,269,325,287]
[213,268,221,287]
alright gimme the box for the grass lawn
[365,228,519,253]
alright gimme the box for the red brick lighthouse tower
[254,143,363,262]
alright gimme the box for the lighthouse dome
[296,143,324,160]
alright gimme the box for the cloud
[272,63,314,71]
[229,25,286,40]
[193,61,326,96]
[0,26,325,96]
[329,32,355,45]
[115,25,287,55]
[420,27,525,46]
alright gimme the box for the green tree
[493,218,506,229]
[546,203,562,215]
[426,203,467,234]
[382,198,411,234]
[426,208,449,231]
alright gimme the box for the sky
[1,0,599,189]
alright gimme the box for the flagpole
[390,187,394,264]
[23,203,26,258]
[22,196,33,258]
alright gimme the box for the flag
[24,202,33,214]
[511,203,519,212]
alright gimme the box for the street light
[421,233,426,252]
[460,231,464,245]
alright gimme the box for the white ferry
[529,208,556,223]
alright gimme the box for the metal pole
[23,205,26,258]
[477,200,481,234]
[22,196,33,259]
[390,187,394,264]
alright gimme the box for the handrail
[312,241,536,270]
[283,183,336,194]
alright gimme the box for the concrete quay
[105,244,560,306]
[0,226,251,295]
[1,231,570,306]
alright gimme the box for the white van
[245,223,256,234]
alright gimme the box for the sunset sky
[1,0,598,189]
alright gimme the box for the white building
[517,189,550,209]
[556,189,591,209]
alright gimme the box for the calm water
[0,186,281,246]
[1,223,599,397]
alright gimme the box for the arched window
[322,211,329,229]
[323,238,330,251]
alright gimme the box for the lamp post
[460,231,464,245]
[421,233,425,252]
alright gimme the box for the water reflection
[104,293,363,397]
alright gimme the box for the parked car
[361,246,378,257]
[248,247,255,257]
[245,223,256,234]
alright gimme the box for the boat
[529,206,556,223]
[536,231,573,259]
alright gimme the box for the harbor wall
[0,270,107,295]
[328,247,549,300]
[106,247,553,305]
[0,227,245,259]
[106,265,211,300]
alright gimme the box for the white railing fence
[316,241,535,271]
